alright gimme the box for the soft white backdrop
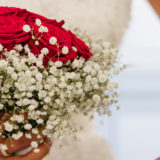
[96,0,160,160]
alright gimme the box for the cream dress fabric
[0,0,131,159]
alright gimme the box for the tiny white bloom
[28,105,37,111]
[49,37,57,45]
[25,133,32,139]
[38,25,45,32]
[24,123,32,130]
[48,91,54,97]
[83,66,91,73]
[72,46,77,52]
[31,141,38,148]
[4,122,13,132]
[32,36,36,40]
[114,69,120,75]
[85,75,92,83]
[38,90,47,98]
[35,73,43,81]
[46,124,54,130]
[69,104,76,112]
[11,73,18,80]
[43,26,48,33]
[41,48,49,55]
[27,92,33,98]
[62,46,69,55]
[37,118,44,124]
[12,132,23,140]
[35,41,39,46]
[7,66,14,74]
[32,128,39,134]
[36,19,42,26]
[0,44,3,52]
[34,148,40,153]
[107,83,116,92]
[23,25,31,32]
[0,144,8,151]
[15,115,24,123]
[72,59,80,68]
[25,70,32,77]
[76,82,82,88]
[0,104,4,110]
[39,25,48,33]
[44,97,51,103]
[55,61,63,68]
[98,74,107,83]
[14,44,23,51]
[92,95,101,102]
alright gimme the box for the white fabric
[0,0,131,159]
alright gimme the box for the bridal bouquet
[0,7,123,153]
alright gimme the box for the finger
[0,138,53,160]
[3,132,42,154]
[0,112,24,142]
[0,113,10,142]
[23,138,52,160]
[0,130,45,156]
[0,135,30,157]
[4,135,32,154]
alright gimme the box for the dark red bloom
[0,7,92,65]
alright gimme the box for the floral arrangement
[0,7,124,153]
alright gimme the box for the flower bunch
[0,7,124,153]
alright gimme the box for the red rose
[0,7,92,65]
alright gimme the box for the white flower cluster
[23,18,49,48]
[0,30,124,153]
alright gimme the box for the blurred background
[96,0,160,160]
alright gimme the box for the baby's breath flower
[32,128,39,134]
[72,46,77,52]
[55,61,63,68]
[37,118,44,124]
[98,74,107,83]
[83,66,91,73]
[49,37,57,45]
[0,44,3,52]
[36,19,42,26]
[11,73,18,80]
[23,25,31,32]
[35,73,43,81]
[4,122,13,132]
[41,48,49,55]
[72,59,80,68]
[12,132,23,140]
[28,105,37,111]
[24,123,32,130]
[0,144,8,151]
[0,104,4,110]
[46,124,54,130]
[0,29,122,150]
[44,97,51,103]
[92,95,101,103]
[25,133,32,139]
[34,148,40,153]
[27,92,33,98]
[7,66,14,74]
[35,41,39,46]
[31,141,38,148]
[14,44,23,51]
[62,46,69,55]
[39,25,48,33]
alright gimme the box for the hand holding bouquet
[0,128,52,159]
[0,7,124,157]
